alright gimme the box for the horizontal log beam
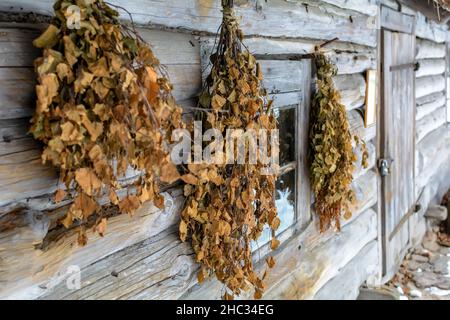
[416,125,450,189]
[0,189,184,299]
[415,59,446,78]
[416,91,446,121]
[415,12,448,43]
[335,74,367,111]
[416,106,447,143]
[0,0,378,47]
[313,240,378,300]
[416,39,447,60]
[415,74,446,99]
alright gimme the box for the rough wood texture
[201,37,376,76]
[0,118,36,156]
[182,171,377,300]
[0,68,35,120]
[0,0,378,47]
[381,30,415,280]
[416,39,446,60]
[415,12,447,43]
[0,167,377,300]
[416,125,450,189]
[259,208,378,300]
[381,0,399,11]
[313,240,378,300]
[0,189,184,299]
[334,74,367,111]
[0,1,384,301]
[320,0,378,16]
[416,106,447,143]
[348,110,376,142]
[415,59,446,78]
[381,5,415,34]
[416,91,446,120]
[416,75,446,99]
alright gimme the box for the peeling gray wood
[0,118,36,156]
[0,68,35,120]
[258,208,378,299]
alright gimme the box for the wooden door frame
[376,5,417,284]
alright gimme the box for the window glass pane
[274,107,296,166]
[274,170,296,232]
[252,170,296,249]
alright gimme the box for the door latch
[378,158,394,177]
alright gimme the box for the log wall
[1,0,447,300]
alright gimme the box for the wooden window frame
[253,60,312,259]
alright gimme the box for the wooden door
[380,30,416,279]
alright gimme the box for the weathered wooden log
[415,75,446,99]
[416,91,446,121]
[319,0,378,16]
[415,59,446,78]
[415,12,448,43]
[0,24,201,120]
[0,118,36,156]
[183,207,378,300]
[416,125,450,189]
[0,68,35,120]
[0,0,378,47]
[0,189,184,299]
[334,74,366,111]
[0,170,377,299]
[381,5,414,34]
[348,109,376,142]
[381,0,399,11]
[416,106,447,143]
[201,36,376,76]
[416,39,447,60]
[313,240,378,300]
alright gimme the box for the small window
[253,60,312,251]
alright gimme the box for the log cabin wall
[0,0,427,300]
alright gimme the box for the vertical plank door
[380,29,416,279]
